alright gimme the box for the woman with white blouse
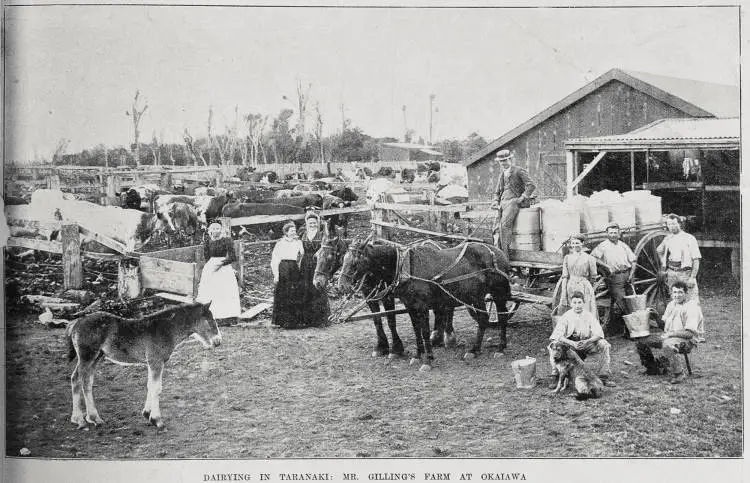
[271,221,304,328]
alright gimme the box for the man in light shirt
[635,281,703,384]
[491,149,536,252]
[591,223,637,332]
[547,291,616,389]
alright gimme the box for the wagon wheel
[630,230,670,315]
[550,267,611,331]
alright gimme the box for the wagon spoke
[634,262,657,278]
[632,277,657,286]
[641,241,658,271]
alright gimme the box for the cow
[264,193,323,210]
[194,186,228,197]
[330,187,359,203]
[221,202,305,238]
[202,194,234,223]
[162,202,200,237]
[401,168,416,184]
[321,195,353,238]
[274,189,308,199]
[4,195,28,205]
[121,188,143,211]
[310,180,332,191]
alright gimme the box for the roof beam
[567,151,607,197]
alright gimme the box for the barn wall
[467,80,699,201]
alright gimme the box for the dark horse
[312,224,455,359]
[336,239,512,370]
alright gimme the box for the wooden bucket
[511,357,537,389]
[623,310,651,338]
[510,207,541,250]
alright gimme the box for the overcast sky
[3,4,740,163]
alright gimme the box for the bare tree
[52,138,70,165]
[245,113,268,167]
[207,105,215,165]
[313,102,324,167]
[296,79,311,139]
[125,90,148,166]
[183,129,207,166]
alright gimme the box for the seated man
[635,281,703,384]
[547,291,616,389]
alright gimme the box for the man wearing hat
[491,149,536,251]
[591,223,637,334]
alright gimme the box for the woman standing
[298,211,331,327]
[271,221,304,329]
[197,223,241,325]
[560,233,599,316]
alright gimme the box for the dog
[549,341,604,400]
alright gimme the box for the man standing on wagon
[491,149,536,252]
[591,223,637,333]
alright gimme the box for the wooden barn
[463,68,739,200]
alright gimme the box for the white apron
[197,257,241,319]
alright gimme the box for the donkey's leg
[369,301,389,357]
[383,296,405,358]
[81,355,105,426]
[146,360,166,430]
[70,361,87,429]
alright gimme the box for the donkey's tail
[66,319,78,363]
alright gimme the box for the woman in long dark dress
[298,211,331,327]
[271,221,304,328]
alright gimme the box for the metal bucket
[623,310,651,338]
[624,294,647,313]
[511,357,537,389]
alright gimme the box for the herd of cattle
[120,182,360,240]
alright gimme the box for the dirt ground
[3,197,744,458]
[4,272,742,459]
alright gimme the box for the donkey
[338,240,512,370]
[66,302,222,431]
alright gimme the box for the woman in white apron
[197,223,241,324]
[560,234,598,317]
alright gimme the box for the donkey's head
[191,303,222,349]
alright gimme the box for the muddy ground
[4,206,743,458]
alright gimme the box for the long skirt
[272,260,303,329]
[197,257,241,319]
[299,253,331,327]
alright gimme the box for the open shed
[564,117,740,275]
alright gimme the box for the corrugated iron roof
[464,68,739,167]
[623,70,739,118]
[418,148,443,156]
[565,117,739,147]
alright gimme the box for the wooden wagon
[369,200,669,332]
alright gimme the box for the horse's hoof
[142,410,151,420]
[86,415,104,427]
[149,417,162,428]
[156,423,167,432]
[388,352,402,360]
[371,351,381,358]
[419,364,432,372]
[463,352,477,360]
[409,357,420,366]
[445,336,457,349]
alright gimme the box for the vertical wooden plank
[219,217,233,238]
[730,247,740,280]
[234,240,244,287]
[61,224,83,289]
[630,151,635,192]
[192,261,201,301]
[49,173,61,190]
[565,151,575,198]
[372,207,384,239]
[439,211,449,233]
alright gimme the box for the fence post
[61,224,83,290]
[372,206,383,239]
[49,173,61,190]
[219,216,233,238]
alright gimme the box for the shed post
[49,173,61,191]
[234,240,244,287]
[105,173,118,205]
[565,150,575,198]
[730,247,741,280]
[372,206,384,239]
[61,224,83,290]
[630,151,636,192]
